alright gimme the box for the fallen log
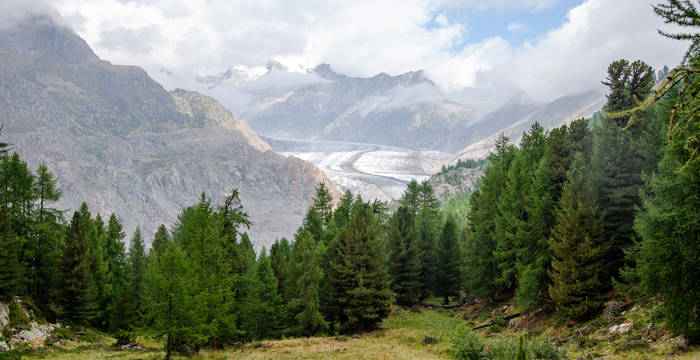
[472,312,522,330]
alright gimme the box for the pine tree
[0,206,23,300]
[245,249,282,340]
[125,227,147,329]
[312,182,334,227]
[435,215,461,304]
[102,214,128,334]
[548,155,608,320]
[270,237,292,303]
[144,240,202,360]
[333,191,355,229]
[331,203,391,333]
[151,224,170,257]
[400,180,422,216]
[61,209,98,324]
[34,164,62,221]
[634,68,700,342]
[463,134,515,298]
[387,206,421,306]
[495,123,546,291]
[415,207,438,301]
[287,230,327,336]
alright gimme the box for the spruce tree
[61,209,98,324]
[415,207,438,301]
[101,214,128,334]
[126,227,147,328]
[495,123,546,291]
[331,203,391,333]
[463,134,515,298]
[287,231,327,336]
[245,249,282,340]
[634,70,700,342]
[34,164,62,221]
[144,240,201,360]
[435,215,461,304]
[549,155,608,320]
[387,206,421,306]
[269,237,292,303]
[151,224,170,257]
[312,182,334,227]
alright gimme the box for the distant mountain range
[0,17,340,248]
[234,64,477,152]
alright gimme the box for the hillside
[0,16,340,247]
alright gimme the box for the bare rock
[609,322,632,334]
[121,343,146,351]
[0,340,9,352]
[0,302,9,336]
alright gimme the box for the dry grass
[14,303,700,360]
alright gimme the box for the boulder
[0,340,9,352]
[609,322,632,334]
[0,302,9,335]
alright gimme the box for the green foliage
[60,207,98,325]
[8,299,29,328]
[0,207,23,300]
[330,203,391,333]
[635,92,700,342]
[435,215,461,304]
[463,134,515,298]
[548,155,608,320]
[488,334,566,360]
[287,231,327,336]
[388,206,421,306]
[438,158,486,176]
[451,324,488,360]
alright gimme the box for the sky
[6,0,691,113]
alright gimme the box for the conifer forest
[0,0,698,359]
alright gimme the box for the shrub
[51,327,75,341]
[8,300,28,328]
[451,324,489,360]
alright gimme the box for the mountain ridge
[0,16,340,247]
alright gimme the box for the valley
[266,137,454,202]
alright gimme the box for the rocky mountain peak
[0,16,97,64]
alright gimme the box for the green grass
[12,304,700,360]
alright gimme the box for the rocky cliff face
[240,64,476,152]
[0,17,339,248]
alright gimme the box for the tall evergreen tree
[495,123,546,291]
[61,209,98,324]
[435,215,461,304]
[144,240,202,360]
[312,182,334,227]
[463,134,515,298]
[387,206,421,306]
[244,249,282,340]
[415,207,438,301]
[126,227,147,327]
[331,203,391,333]
[287,231,327,336]
[634,59,700,342]
[151,224,170,257]
[549,155,608,320]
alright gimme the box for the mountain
[238,64,476,152]
[0,16,340,248]
[453,90,605,161]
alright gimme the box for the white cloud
[30,0,688,112]
[507,21,528,32]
